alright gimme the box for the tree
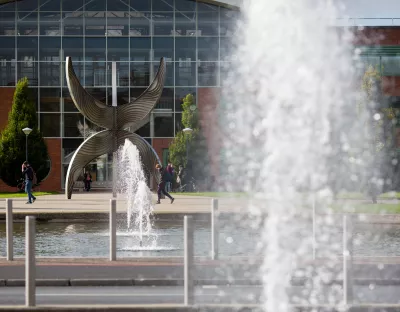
[168,94,210,190]
[0,78,49,187]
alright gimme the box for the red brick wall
[354,27,400,46]
[0,87,16,192]
[152,138,173,163]
[382,76,400,96]
[0,87,14,131]
[37,138,62,192]
[197,87,221,182]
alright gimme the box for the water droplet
[226,237,234,244]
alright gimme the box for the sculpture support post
[343,215,353,306]
[112,62,118,198]
[110,199,117,261]
[184,216,194,306]
[6,199,13,261]
[25,216,36,307]
[211,198,219,260]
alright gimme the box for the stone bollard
[211,198,219,260]
[6,199,13,261]
[184,216,194,306]
[110,199,117,261]
[25,216,36,307]
[343,215,353,306]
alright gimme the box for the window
[40,88,61,112]
[40,113,61,137]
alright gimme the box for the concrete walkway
[0,192,248,220]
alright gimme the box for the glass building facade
[0,0,238,187]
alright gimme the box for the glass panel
[107,0,128,11]
[175,37,195,61]
[197,2,219,12]
[0,12,16,36]
[62,138,84,163]
[63,12,84,36]
[175,87,195,112]
[220,37,233,61]
[85,62,106,87]
[175,61,196,86]
[17,61,38,86]
[40,113,60,137]
[40,0,60,11]
[0,61,16,86]
[62,88,79,112]
[85,37,106,60]
[129,12,151,36]
[63,37,84,60]
[107,37,129,61]
[0,1,16,11]
[62,0,83,11]
[198,61,218,86]
[105,62,129,87]
[174,0,195,11]
[154,114,174,137]
[40,62,61,86]
[107,11,129,36]
[39,37,61,60]
[63,62,84,87]
[135,121,150,138]
[153,61,173,86]
[130,62,150,86]
[64,113,84,137]
[17,37,38,61]
[382,56,400,76]
[153,12,173,36]
[130,87,146,100]
[85,0,106,11]
[198,11,219,36]
[17,12,38,36]
[198,37,219,61]
[220,8,239,36]
[130,0,150,11]
[130,37,151,61]
[175,112,183,133]
[85,118,103,137]
[85,11,106,36]
[107,12,129,37]
[152,0,173,11]
[17,0,38,11]
[40,88,61,112]
[175,11,196,36]
[0,37,15,61]
[156,88,174,110]
[153,37,173,61]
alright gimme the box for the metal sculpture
[65,57,165,199]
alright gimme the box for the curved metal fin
[117,58,166,129]
[66,57,114,129]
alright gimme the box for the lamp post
[182,128,193,162]
[22,127,32,161]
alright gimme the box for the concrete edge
[2,278,400,287]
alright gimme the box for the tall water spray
[223,0,375,310]
[117,139,153,246]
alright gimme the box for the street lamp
[22,127,32,161]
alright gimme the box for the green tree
[0,78,49,187]
[168,94,210,189]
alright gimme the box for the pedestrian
[83,170,92,192]
[166,161,174,192]
[177,165,185,191]
[156,164,174,204]
[21,161,36,204]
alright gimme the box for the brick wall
[197,87,221,182]
[0,87,16,192]
[382,76,400,97]
[354,27,400,46]
[37,138,62,192]
[152,138,173,162]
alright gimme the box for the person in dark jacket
[21,161,36,204]
[83,170,92,192]
[156,164,174,204]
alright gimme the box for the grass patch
[173,192,247,198]
[0,192,59,198]
[331,203,400,214]
[337,192,400,200]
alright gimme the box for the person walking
[21,161,36,204]
[83,170,92,192]
[166,161,174,192]
[156,164,174,204]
